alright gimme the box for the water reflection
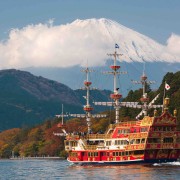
[68,162,180,180]
[0,160,179,180]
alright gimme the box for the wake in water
[153,161,180,166]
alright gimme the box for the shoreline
[9,156,66,160]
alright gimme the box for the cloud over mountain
[166,33,180,57]
[0,18,179,69]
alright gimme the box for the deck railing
[87,134,112,139]
[86,145,97,150]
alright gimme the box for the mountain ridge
[0,69,111,131]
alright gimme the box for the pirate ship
[57,45,180,165]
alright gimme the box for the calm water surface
[0,159,180,180]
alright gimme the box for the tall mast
[104,44,127,123]
[94,44,128,124]
[94,47,162,122]
[82,67,94,133]
[56,104,69,125]
[70,67,106,133]
[131,63,162,119]
[55,104,68,135]
[61,104,64,125]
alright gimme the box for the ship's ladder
[79,139,87,150]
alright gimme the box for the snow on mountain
[0,18,179,69]
[71,18,178,62]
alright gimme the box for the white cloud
[166,33,180,57]
[0,19,179,69]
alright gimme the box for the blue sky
[0,0,180,44]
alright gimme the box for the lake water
[0,159,180,180]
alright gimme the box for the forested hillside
[0,69,111,131]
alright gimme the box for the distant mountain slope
[23,62,180,95]
[0,69,82,130]
[0,69,111,131]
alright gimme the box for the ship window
[101,152,106,156]
[115,152,119,156]
[121,152,125,156]
[163,137,173,143]
[118,129,130,134]
[72,141,78,147]
[126,151,129,156]
[113,152,116,156]
[154,126,172,131]
[136,139,140,144]
[115,140,120,145]
[166,127,170,131]
[106,141,111,146]
[163,127,167,131]
[130,139,135,144]
[88,152,98,157]
[134,150,144,155]
[70,152,77,157]
[147,138,161,143]
[65,141,69,146]
[141,128,147,132]
[115,140,128,145]
[141,138,145,143]
[158,127,162,131]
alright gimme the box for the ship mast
[70,67,106,133]
[94,46,162,122]
[55,104,68,135]
[131,63,162,119]
[82,67,94,133]
[104,45,127,123]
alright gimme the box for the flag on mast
[115,43,119,49]
[165,82,170,90]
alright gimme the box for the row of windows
[106,138,146,146]
[87,151,144,157]
[72,142,78,147]
[118,129,130,134]
[147,138,161,143]
[163,137,174,143]
[130,138,145,144]
[115,140,128,145]
[147,137,174,143]
[65,141,78,147]
[106,141,111,146]
[153,127,174,131]
[113,151,129,156]
[117,128,148,134]
[83,150,145,157]
[88,152,98,157]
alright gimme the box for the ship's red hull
[68,158,178,166]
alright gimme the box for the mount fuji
[68,18,178,64]
[1,18,179,69]
[1,18,179,94]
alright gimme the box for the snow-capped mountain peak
[0,18,179,69]
[70,18,178,63]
